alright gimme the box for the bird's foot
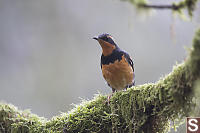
[105,89,116,104]
[106,94,113,104]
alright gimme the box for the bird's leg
[124,82,135,91]
[106,88,116,104]
[124,85,129,91]
[112,88,116,93]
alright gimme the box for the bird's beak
[93,37,98,40]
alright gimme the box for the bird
[93,33,135,93]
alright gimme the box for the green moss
[0,29,200,132]
[0,103,47,133]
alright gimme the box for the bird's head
[93,33,118,56]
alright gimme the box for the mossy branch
[1,29,200,133]
[123,0,199,16]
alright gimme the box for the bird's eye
[107,37,111,42]
[104,37,109,41]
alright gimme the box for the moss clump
[0,29,200,132]
[0,103,47,133]
[52,95,112,133]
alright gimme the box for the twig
[139,4,184,10]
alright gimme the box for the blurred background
[0,0,200,132]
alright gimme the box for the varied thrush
[93,33,135,93]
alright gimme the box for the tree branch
[139,4,183,10]
[1,29,200,133]
[125,0,199,16]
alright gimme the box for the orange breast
[102,55,134,90]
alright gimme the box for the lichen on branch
[1,29,200,133]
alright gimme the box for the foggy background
[0,0,200,132]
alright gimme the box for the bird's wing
[128,57,134,71]
[123,51,135,85]
[122,51,134,72]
